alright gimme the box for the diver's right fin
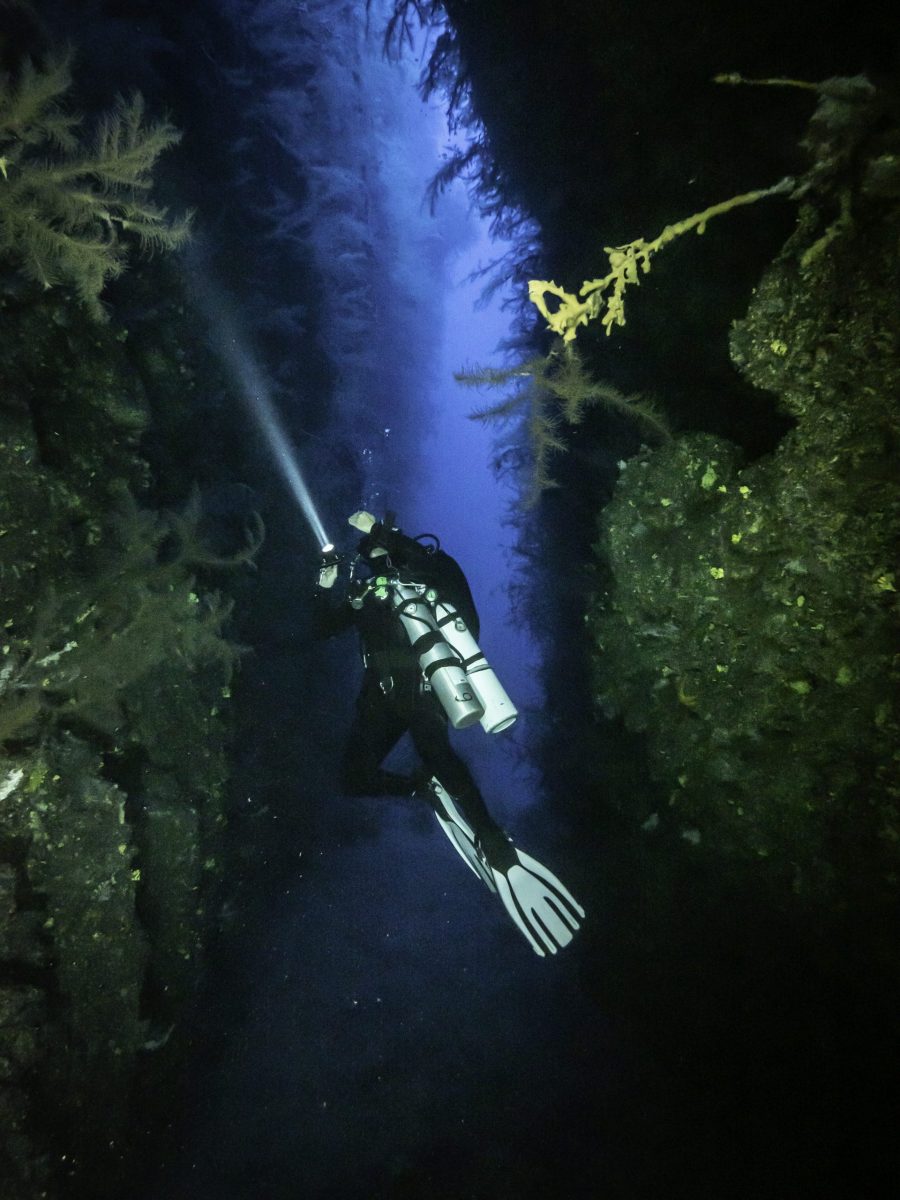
[487,846,585,957]
[428,777,497,893]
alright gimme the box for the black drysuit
[315,523,502,841]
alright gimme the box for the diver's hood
[356,531,384,557]
[356,517,396,562]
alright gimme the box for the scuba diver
[315,509,584,957]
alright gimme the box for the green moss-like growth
[0,435,240,1192]
[588,104,900,910]
[1,475,242,737]
[0,87,242,1188]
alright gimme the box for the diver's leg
[409,698,584,955]
[407,699,506,841]
[340,675,412,797]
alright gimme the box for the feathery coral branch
[0,53,191,318]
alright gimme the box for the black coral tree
[459,344,671,502]
[0,51,191,318]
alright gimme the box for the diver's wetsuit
[315,522,503,842]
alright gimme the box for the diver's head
[357,533,389,564]
[360,541,387,561]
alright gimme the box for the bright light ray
[212,319,331,550]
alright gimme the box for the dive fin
[488,846,585,957]
[428,778,497,893]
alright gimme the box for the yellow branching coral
[529,178,795,343]
[713,72,817,91]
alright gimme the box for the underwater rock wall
[0,43,250,1185]
[0,288,243,1197]
[587,82,900,913]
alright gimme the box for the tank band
[423,656,461,680]
[411,629,445,656]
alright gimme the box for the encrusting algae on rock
[586,75,900,907]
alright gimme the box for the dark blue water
[157,791,607,1199]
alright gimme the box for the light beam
[197,288,331,549]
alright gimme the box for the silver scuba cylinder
[433,600,519,733]
[391,584,485,729]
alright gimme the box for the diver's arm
[347,511,479,632]
[312,594,357,640]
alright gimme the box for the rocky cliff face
[587,77,900,913]
[0,282,241,1196]
[0,20,245,1197]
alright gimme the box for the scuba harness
[345,537,518,734]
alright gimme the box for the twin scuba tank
[388,581,518,734]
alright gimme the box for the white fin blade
[493,871,548,956]
[505,864,573,952]
[514,848,586,920]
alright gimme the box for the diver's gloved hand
[318,562,338,589]
[348,510,376,534]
